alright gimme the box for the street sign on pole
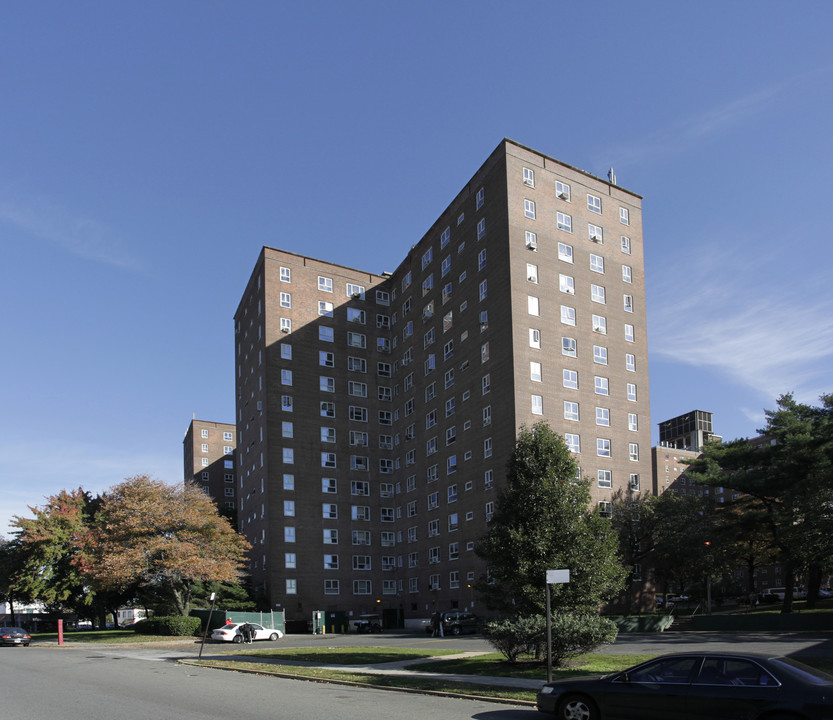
[545,569,570,683]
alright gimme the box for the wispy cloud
[601,84,783,168]
[650,239,833,407]
[0,193,144,272]
[0,440,180,538]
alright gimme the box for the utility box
[312,610,325,635]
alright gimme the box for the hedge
[133,616,202,636]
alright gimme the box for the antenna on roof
[608,168,617,186]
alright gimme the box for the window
[524,199,536,219]
[559,274,575,294]
[282,421,294,438]
[353,579,371,595]
[479,280,487,301]
[422,275,433,296]
[593,345,608,365]
[482,405,492,426]
[346,283,365,299]
[565,434,580,453]
[561,305,576,326]
[321,427,336,443]
[321,452,337,468]
[352,555,371,571]
[621,235,631,254]
[587,194,602,214]
[555,180,570,200]
[625,324,635,342]
[562,336,577,357]
[200,429,209,438]
[319,351,334,367]
[591,284,606,304]
[476,218,485,239]
[476,187,485,209]
[444,368,455,389]
[280,344,292,360]
[284,552,296,569]
[281,369,293,386]
[347,331,366,348]
[598,501,612,519]
[564,401,579,421]
[280,317,291,333]
[627,383,637,401]
[529,328,541,349]
[377,361,392,377]
[592,315,607,334]
[348,356,366,373]
[557,212,572,232]
[347,308,366,324]
[447,455,457,473]
[595,376,609,396]
[597,438,611,457]
[284,527,295,543]
[589,224,603,243]
[622,265,632,283]
[349,381,367,397]
[628,413,638,431]
[320,401,335,418]
[279,292,291,308]
[596,407,610,426]
[531,395,543,415]
[376,290,390,306]
[483,437,493,458]
[283,448,294,464]
[318,276,333,292]
[590,254,605,274]
[563,369,578,389]
[598,470,612,488]
[523,167,535,186]
[422,247,433,269]
[319,326,334,342]
[440,255,452,279]
[478,249,487,270]
[625,353,636,372]
[530,361,542,382]
[445,398,456,417]
[629,443,639,461]
[630,473,640,491]
[620,207,630,225]
[323,528,338,544]
[557,244,573,266]
[319,376,335,392]
[482,373,491,394]
[624,295,634,313]
[528,296,540,316]
[525,231,538,250]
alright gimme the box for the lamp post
[545,569,570,683]
[198,592,217,660]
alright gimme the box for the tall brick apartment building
[183,418,237,511]
[234,139,651,623]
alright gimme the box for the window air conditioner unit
[591,235,601,242]
[558,192,568,200]
[528,275,536,282]
[566,287,574,294]
[280,328,290,333]
[352,292,361,299]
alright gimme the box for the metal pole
[198,592,217,660]
[546,582,552,683]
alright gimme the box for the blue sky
[2,1,832,536]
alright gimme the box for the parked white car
[211,622,284,643]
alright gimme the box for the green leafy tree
[0,536,31,625]
[610,490,658,610]
[81,475,251,616]
[475,422,626,615]
[688,394,833,611]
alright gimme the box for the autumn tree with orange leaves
[81,475,251,615]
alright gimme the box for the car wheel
[232,635,243,644]
[452,626,462,636]
[557,694,598,720]
[269,633,279,641]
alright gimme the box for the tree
[688,394,833,612]
[0,536,31,625]
[610,490,658,610]
[80,475,251,615]
[475,422,626,616]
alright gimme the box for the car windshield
[770,657,833,684]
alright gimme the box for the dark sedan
[0,627,31,647]
[536,652,833,719]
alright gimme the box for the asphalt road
[1,643,534,720]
